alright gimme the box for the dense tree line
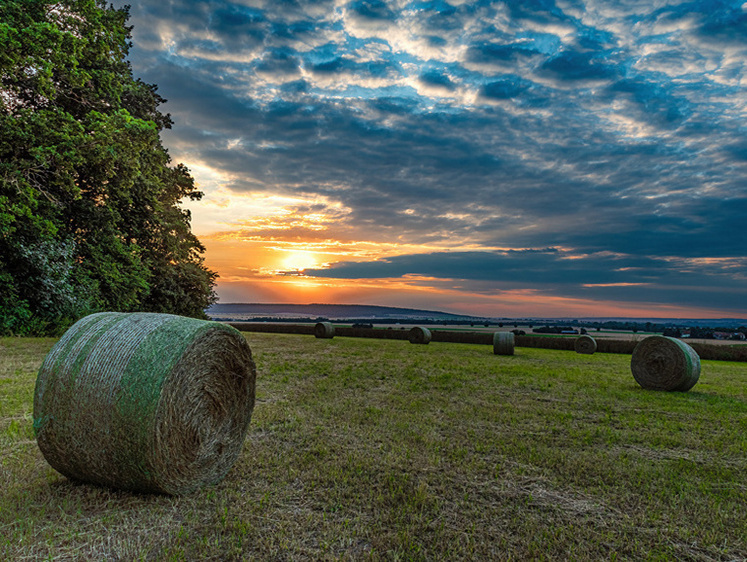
[1,0,216,335]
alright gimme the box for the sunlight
[281,250,319,272]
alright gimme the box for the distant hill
[207,303,479,320]
[206,303,747,327]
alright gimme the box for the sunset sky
[111,0,747,318]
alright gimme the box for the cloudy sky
[112,0,747,318]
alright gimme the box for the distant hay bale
[493,332,515,355]
[574,335,597,355]
[33,312,256,495]
[314,322,335,339]
[630,335,701,391]
[408,326,432,344]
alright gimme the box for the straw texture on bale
[574,335,597,355]
[314,322,335,339]
[408,326,432,345]
[630,335,701,391]
[33,312,256,495]
[493,332,515,355]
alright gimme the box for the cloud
[114,0,747,315]
[419,69,457,90]
[480,74,535,98]
[255,48,303,75]
[348,0,398,21]
[467,41,546,63]
[539,48,620,81]
[696,2,747,43]
[304,248,738,284]
[303,249,747,310]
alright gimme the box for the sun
[281,250,319,272]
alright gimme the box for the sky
[111,0,747,318]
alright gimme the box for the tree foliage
[0,0,217,334]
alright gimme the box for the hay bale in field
[630,335,700,391]
[574,335,597,355]
[408,326,432,344]
[493,332,515,355]
[33,312,256,495]
[314,322,335,339]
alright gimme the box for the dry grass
[2,333,747,560]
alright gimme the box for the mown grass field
[2,333,747,560]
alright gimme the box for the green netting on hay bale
[314,322,335,339]
[408,326,432,344]
[630,335,701,392]
[574,335,597,355]
[33,312,256,495]
[493,332,515,355]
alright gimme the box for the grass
[2,333,747,560]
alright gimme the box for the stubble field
[1,333,746,560]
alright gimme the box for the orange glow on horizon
[194,208,745,319]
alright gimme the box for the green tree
[0,0,216,335]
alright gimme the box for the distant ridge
[207,303,478,320]
[207,303,747,327]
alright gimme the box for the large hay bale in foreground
[33,312,256,495]
[630,335,700,391]
[574,335,597,355]
[314,322,335,339]
[493,332,515,355]
[408,326,432,344]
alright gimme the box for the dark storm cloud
[503,0,569,23]
[467,41,545,63]
[115,0,747,313]
[480,75,533,99]
[419,70,456,90]
[255,48,302,74]
[309,56,401,77]
[306,249,743,285]
[305,249,746,310]
[696,2,747,42]
[539,49,621,81]
[348,0,398,21]
[606,78,691,125]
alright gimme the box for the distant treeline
[528,320,747,340]
[532,326,583,334]
[211,316,497,326]
[578,321,747,340]
[661,327,747,341]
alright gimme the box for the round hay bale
[314,322,335,339]
[493,332,515,355]
[574,335,597,355]
[408,326,432,344]
[630,335,700,391]
[33,312,256,495]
